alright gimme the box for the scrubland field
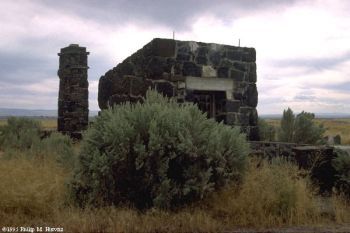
[0,118,57,130]
[0,117,349,232]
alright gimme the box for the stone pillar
[57,44,89,139]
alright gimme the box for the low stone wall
[98,38,258,140]
[250,141,337,193]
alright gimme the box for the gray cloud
[272,52,350,72]
[1,0,349,114]
[38,0,298,31]
[326,82,350,92]
[0,52,55,84]
[293,94,316,102]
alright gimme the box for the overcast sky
[1,0,350,114]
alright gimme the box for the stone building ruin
[98,38,259,140]
[57,44,89,138]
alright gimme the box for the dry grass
[0,152,348,232]
[265,118,350,145]
[0,154,67,224]
[204,159,324,228]
[332,194,350,224]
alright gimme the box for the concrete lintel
[185,76,234,99]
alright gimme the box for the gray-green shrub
[38,132,76,168]
[0,117,41,150]
[70,90,249,209]
[333,149,350,198]
[279,108,295,142]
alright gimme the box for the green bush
[0,117,41,150]
[278,108,325,144]
[333,149,350,198]
[279,108,294,142]
[70,90,249,209]
[258,118,276,141]
[38,132,76,168]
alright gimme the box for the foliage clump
[38,132,76,168]
[70,90,249,209]
[279,108,325,144]
[0,117,75,168]
[332,149,350,198]
[0,117,41,150]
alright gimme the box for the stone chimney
[57,44,89,139]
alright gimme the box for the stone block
[218,67,230,78]
[146,56,167,78]
[155,81,176,97]
[230,69,245,81]
[249,108,258,126]
[208,51,221,66]
[195,56,208,65]
[249,62,256,72]
[151,38,176,57]
[225,113,239,125]
[202,66,216,77]
[226,50,242,61]
[183,62,202,77]
[116,62,135,76]
[177,81,186,89]
[177,43,190,53]
[197,46,209,56]
[239,114,250,126]
[233,61,248,71]
[242,48,256,62]
[176,53,191,62]
[112,76,131,95]
[248,71,257,83]
[222,100,240,113]
[247,84,258,107]
[172,62,182,75]
[220,58,234,67]
[108,94,131,106]
[130,76,150,96]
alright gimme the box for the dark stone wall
[58,44,89,138]
[98,38,258,140]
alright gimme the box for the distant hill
[0,108,98,118]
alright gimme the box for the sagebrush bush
[37,132,76,168]
[70,90,249,209]
[332,149,350,198]
[0,117,41,150]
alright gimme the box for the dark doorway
[187,90,226,120]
